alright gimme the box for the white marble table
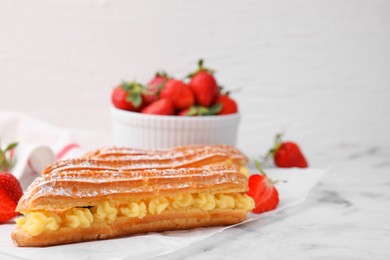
[155,149,390,259]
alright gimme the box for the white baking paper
[0,168,327,260]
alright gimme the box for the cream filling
[239,166,250,178]
[16,193,254,236]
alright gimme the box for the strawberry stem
[254,160,267,177]
[187,59,215,78]
[255,159,285,185]
[155,71,170,79]
[264,132,284,162]
[198,59,204,69]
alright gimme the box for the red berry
[189,71,219,107]
[0,172,23,203]
[141,99,175,115]
[143,73,168,105]
[274,142,308,168]
[111,82,145,112]
[266,134,308,168]
[247,162,279,214]
[160,79,194,110]
[0,172,22,223]
[0,189,18,223]
[188,60,219,107]
[214,95,238,115]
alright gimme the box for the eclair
[12,160,254,246]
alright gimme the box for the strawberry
[141,99,175,115]
[188,59,219,107]
[0,189,18,223]
[177,104,222,116]
[0,172,22,223]
[247,161,279,214]
[0,172,23,203]
[111,81,145,112]
[266,133,308,168]
[160,79,194,110]
[214,94,238,115]
[143,72,169,105]
[0,142,18,171]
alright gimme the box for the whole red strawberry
[214,94,238,115]
[160,79,194,110]
[188,59,219,107]
[247,161,279,214]
[143,72,169,105]
[141,99,175,115]
[0,172,23,223]
[266,133,308,168]
[112,81,145,112]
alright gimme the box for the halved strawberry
[247,161,279,214]
[0,187,18,223]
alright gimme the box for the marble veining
[315,190,352,207]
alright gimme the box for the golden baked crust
[12,208,247,247]
[17,166,248,212]
[81,144,249,168]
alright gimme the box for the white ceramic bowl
[111,106,241,149]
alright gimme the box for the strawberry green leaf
[127,93,142,107]
[121,81,132,91]
[198,107,210,116]
[5,142,17,152]
[207,103,223,115]
[186,107,198,116]
[0,141,18,171]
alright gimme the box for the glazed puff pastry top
[81,144,249,169]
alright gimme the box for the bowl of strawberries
[111,60,240,149]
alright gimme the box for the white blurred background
[0,0,389,161]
